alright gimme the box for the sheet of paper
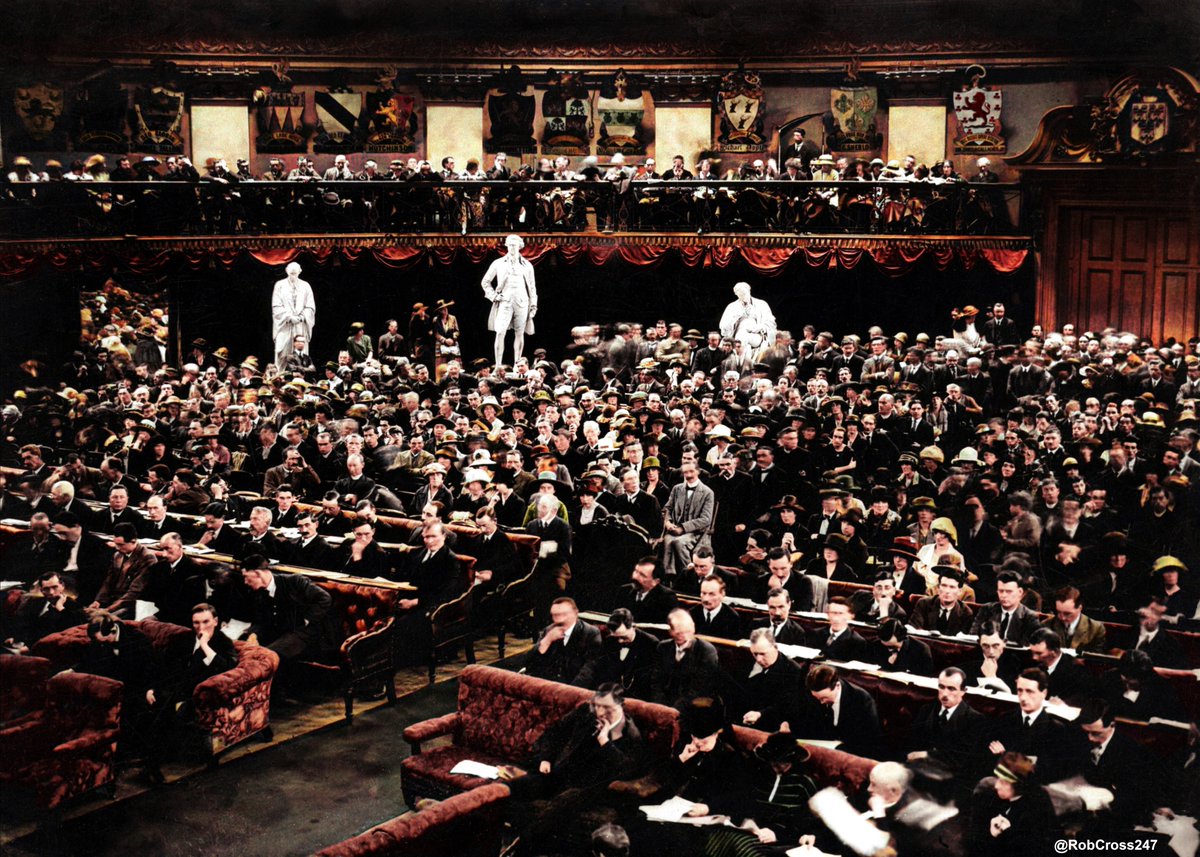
[786,846,840,857]
[826,660,882,672]
[222,618,251,641]
[885,671,941,690]
[187,544,216,555]
[796,738,843,750]
[538,540,558,558]
[777,642,823,661]
[0,580,25,590]
[1,518,31,528]
[134,600,159,621]
[640,795,697,822]
[449,760,500,779]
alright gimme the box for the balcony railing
[0,178,1029,240]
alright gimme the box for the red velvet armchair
[0,655,123,809]
[400,665,680,808]
[32,618,279,760]
[305,580,402,722]
[315,783,511,857]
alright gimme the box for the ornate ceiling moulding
[180,65,259,101]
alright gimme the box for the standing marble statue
[480,234,538,368]
[271,262,316,369]
[719,281,776,358]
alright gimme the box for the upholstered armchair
[32,618,278,761]
[0,658,123,809]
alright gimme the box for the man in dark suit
[77,611,159,762]
[651,608,720,706]
[461,506,521,595]
[3,571,85,650]
[753,587,808,645]
[969,570,1043,645]
[239,506,284,561]
[757,547,813,610]
[143,601,239,780]
[807,596,868,661]
[867,619,934,676]
[615,555,679,624]
[982,302,1019,347]
[137,495,176,540]
[909,568,975,634]
[195,502,247,556]
[288,511,337,569]
[1077,698,1162,826]
[397,520,466,618]
[737,627,805,732]
[689,573,744,639]
[986,667,1077,783]
[608,468,663,538]
[802,663,884,759]
[673,547,740,599]
[962,622,1024,693]
[94,484,142,533]
[147,532,210,626]
[906,666,986,776]
[1028,628,1090,705]
[1130,596,1187,669]
[239,556,336,675]
[574,608,658,698]
[525,597,602,684]
[7,513,64,584]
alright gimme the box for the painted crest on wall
[953,85,1006,153]
[596,69,646,156]
[314,88,362,154]
[254,88,307,153]
[486,65,536,155]
[829,86,879,153]
[541,70,591,156]
[7,81,67,150]
[717,69,766,153]
[73,74,129,153]
[131,84,185,154]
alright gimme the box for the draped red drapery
[0,244,1028,279]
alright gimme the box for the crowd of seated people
[1,150,1017,236]
[1,268,1197,832]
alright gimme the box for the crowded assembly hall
[1,1,1199,856]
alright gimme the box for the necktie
[773,624,783,638]
[828,632,838,647]
[1023,715,1031,728]
[1091,746,1103,764]
[705,611,713,624]
[999,612,1011,641]
[939,709,950,726]
[937,609,950,633]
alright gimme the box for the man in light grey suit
[661,459,714,577]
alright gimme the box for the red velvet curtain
[0,244,1029,279]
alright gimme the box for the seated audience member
[651,608,719,706]
[463,505,520,594]
[985,667,1076,783]
[195,502,246,555]
[504,684,646,855]
[526,596,602,684]
[962,622,1023,693]
[1128,594,1186,669]
[1027,626,1089,705]
[852,571,909,624]
[288,510,337,569]
[91,522,157,617]
[908,566,974,634]
[574,608,658,698]
[674,546,738,598]
[239,554,336,688]
[1044,585,1108,653]
[147,532,209,626]
[616,555,679,624]
[969,569,1042,644]
[1075,697,1163,828]
[1100,648,1187,722]
[968,752,1059,857]
[737,627,804,732]
[689,573,744,639]
[906,666,986,776]
[807,596,868,661]
[3,571,85,651]
[753,587,807,645]
[867,618,934,675]
[757,546,814,609]
[800,663,884,759]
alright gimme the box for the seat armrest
[340,616,395,656]
[402,712,460,753]
[53,730,117,756]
